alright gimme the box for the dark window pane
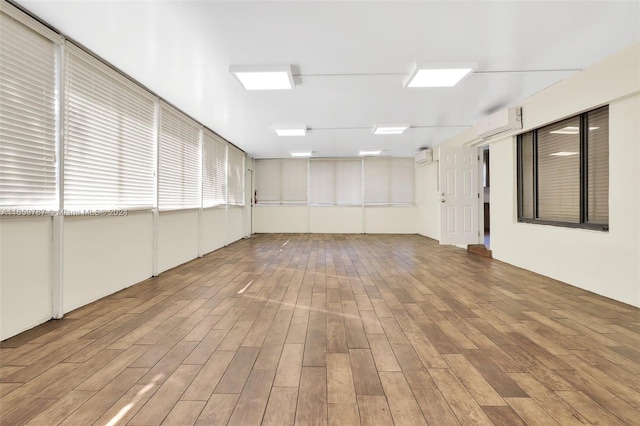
[587,106,609,224]
[537,116,580,222]
[519,132,534,219]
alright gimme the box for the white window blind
[64,44,157,210]
[255,159,307,204]
[587,107,609,224]
[309,159,362,206]
[537,116,581,223]
[227,145,244,206]
[519,132,534,219]
[158,103,201,210]
[0,9,60,210]
[202,130,227,207]
[364,157,414,205]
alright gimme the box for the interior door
[439,147,479,245]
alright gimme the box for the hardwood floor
[1,233,639,425]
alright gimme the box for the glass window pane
[537,116,580,222]
[519,132,534,219]
[587,106,609,225]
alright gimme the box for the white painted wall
[253,205,419,234]
[202,207,227,254]
[0,217,53,340]
[415,162,440,240]
[63,212,153,313]
[427,43,640,307]
[0,204,247,340]
[253,206,309,233]
[227,207,245,243]
[310,207,362,233]
[364,207,417,234]
[158,210,199,273]
[492,93,639,307]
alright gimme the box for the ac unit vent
[476,107,522,140]
[415,148,433,165]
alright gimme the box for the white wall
[253,205,419,234]
[202,207,227,253]
[254,206,308,233]
[227,206,245,243]
[415,162,440,240]
[0,217,53,339]
[364,207,416,234]
[158,210,199,273]
[426,43,640,307]
[64,212,153,313]
[1,203,247,340]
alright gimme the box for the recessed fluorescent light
[549,126,579,135]
[550,151,579,156]
[275,128,306,136]
[359,150,382,156]
[549,126,601,135]
[290,152,312,157]
[373,125,409,135]
[229,65,294,90]
[405,62,477,88]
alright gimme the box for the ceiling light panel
[275,128,306,136]
[229,65,294,90]
[359,150,382,156]
[373,125,409,135]
[550,151,579,156]
[290,152,312,157]
[405,62,477,88]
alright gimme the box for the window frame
[517,106,609,232]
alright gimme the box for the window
[364,157,414,205]
[0,9,60,210]
[517,106,609,230]
[158,103,201,210]
[255,159,307,204]
[309,159,362,206]
[227,145,245,206]
[202,130,227,207]
[64,44,157,210]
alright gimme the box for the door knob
[441,199,445,203]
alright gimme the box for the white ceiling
[16,0,640,158]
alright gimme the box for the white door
[439,147,479,245]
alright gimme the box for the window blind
[255,159,281,203]
[390,158,414,204]
[309,160,335,205]
[0,9,60,210]
[336,160,362,205]
[519,132,534,219]
[255,159,307,204]
[587,106,609,224]
[203,130,227,207]
[227,145,244,206]
[364,157,414,205]
[364,158,390,205]
[537,117,580,223]
[309,159,362,206]
[158,103,201,210]
[64,44,157,210]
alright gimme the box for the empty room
[1,0,639,425]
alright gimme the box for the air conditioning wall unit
[476,107,522,140]
[415,148,433,165]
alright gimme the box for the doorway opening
[482,147,490,249]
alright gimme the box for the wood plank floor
[1,233,639,425]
